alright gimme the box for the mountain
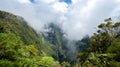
[43,23,68,62]
[0,10,75,67]
[0,10,91,67]
[0,10,55,56]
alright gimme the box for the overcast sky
[0,0,120,40]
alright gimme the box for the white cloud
[61,0,119,40]
[52,2,68,13]
[0,0,120,40]
[116,0,120,3]
[80,0,98,17]
[72,0,79,4]
[40,0,56,4]
[17,0,31,4]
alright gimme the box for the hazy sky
[0,0,120,40]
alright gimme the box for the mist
[0,0,120,40]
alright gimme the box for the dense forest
[0,10,120,67]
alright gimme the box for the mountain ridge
[0,10,55,56]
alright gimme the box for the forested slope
[0,10,55,56]
[0,10,61,67]
[76,19,120,67]
[1,10,120,67]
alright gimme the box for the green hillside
[0,10,73,67]
[1,10,120,67]
[0,10,55,56]
[0,10,64,67]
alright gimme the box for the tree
[0,33,36,67]
[77,19,120,67]
[90,21,120,53]
[76,35,90,52]
[0,33,23,61]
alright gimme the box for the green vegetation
[0,11,61,67]
[0,10,120,67]
[0,32,61,67]
[43,23,70,63]
[0,10,55,56]
[76,19,120,67]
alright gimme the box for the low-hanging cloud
[0,0,120,40]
